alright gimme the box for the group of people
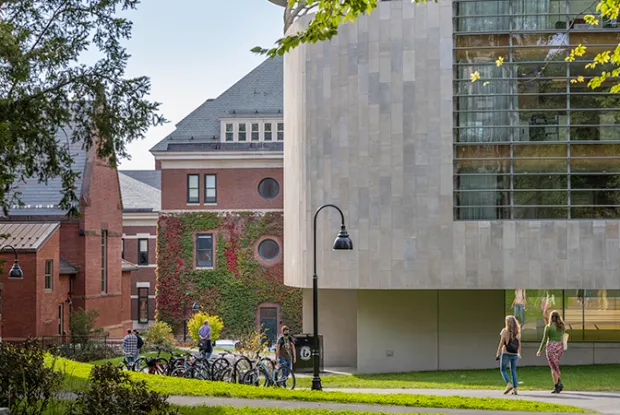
[497,311,567,395]
[122,329,145,364]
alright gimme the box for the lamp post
[311,204,353,391]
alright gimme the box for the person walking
[198,319,213,359]
[496,315,521,395]
[512,289,526,326]
[275,325,296,385]
[537,310,567,393]
[122,329,138,365]
[133,329,144,360]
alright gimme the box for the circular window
[258,239,280,261]
[258,178,280,200]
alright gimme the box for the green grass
[175,406,444,415]
[296,364,620,391]
[49,358,588,413]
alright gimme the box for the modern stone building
[280,0,620,372]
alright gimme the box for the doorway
[259,307,278,347]
[58,303,64,336]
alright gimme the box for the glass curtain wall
[454,0,620,219]
[505,289,620,341]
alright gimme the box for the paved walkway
[169,388,620,414]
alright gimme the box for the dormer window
[251,123,260,141]
[225,124,234,141]
[265,123,273,141]
[277,123,284,141]
[239,123,247,141]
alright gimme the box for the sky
[117,0,284,170]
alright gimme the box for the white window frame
[220,119,283,143]
[45,259,53,291]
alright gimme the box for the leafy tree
[69,307,101,344]
[255,0,620,93]
[144,321,175,348]
[0,0,165,216]
[187,311,224,343]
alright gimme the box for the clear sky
[118,0,284,170]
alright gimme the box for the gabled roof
[0,222,60,252]
[119,172,161,212]
[151,56,283,152]
[59,257,79,274]
[119,170,161,190]
[7,126,88,217]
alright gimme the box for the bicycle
[241,352,295,390]
[117,354,145,372]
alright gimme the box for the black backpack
[136,335,144,349]
[505,336,519,354]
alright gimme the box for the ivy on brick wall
[156,212,302,337]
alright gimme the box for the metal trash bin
[292,333,323,373]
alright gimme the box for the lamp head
[332,225,353,250]
[192,301,200,312]
[8,260,23,279]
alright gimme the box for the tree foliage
[0,0,165,216]
[256,0,620,93]
[187,311,224,342]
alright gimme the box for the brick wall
[79,156,128,333]
[122,224,157,325]
[161,168,284,211]
[37,230,71,337]
[0,251,38,338]
[123,237,156,268]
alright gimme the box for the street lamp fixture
[311,204,353,391]
[1,245,23,279]
[192,301,200,312]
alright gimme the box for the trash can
[293,334,323,373]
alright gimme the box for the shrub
[235,327,269,358]
[68,363,178,414]
[69,308,102,344]
[187,312,224,343]
[145,321,175,348]
[0,339,63,414]
[57,342,122,363]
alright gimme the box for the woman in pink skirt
[537,310,566,393]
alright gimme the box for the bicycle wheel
[211,357,230,381]
[133,357,147,372]
[233,356,253,384]
[259,357,275,372]
[241,367,269,387]
[192,359,211,380]
[275,368,296,390]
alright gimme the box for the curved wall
[284,0,620,290]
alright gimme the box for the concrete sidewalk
[167,396,567,415]
[169,388,620,414]
[323,388,620,414]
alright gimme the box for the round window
[258,178,280,200]
[258,239,280,261]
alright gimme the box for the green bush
[68,363,178,414]
[187,312,224,342]
[145,321,175,348]
[0,340,63,414]
[69,308,102,344]
[56,342,122,363]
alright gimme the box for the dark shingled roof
[6,126,88,217]
[119,170,161,190]
[151,56,283,152]
[59,257,79,274]
[119,173,160,212]
[0,222,60,252]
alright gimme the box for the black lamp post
[1,245,24,279]
[311,204,353,391]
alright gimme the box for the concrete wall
[302,289,357,367]
[283,0,620,291]
[314,289,620,373]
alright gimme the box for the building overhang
[122,211,159,227]
[152,151,283,169]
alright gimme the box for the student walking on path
[496,315,521,395]
[537,310,568,394]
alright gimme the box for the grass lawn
[176,406,445,415]
[296,365,620,391]
[49,357,587,413]
[88,348,188,366]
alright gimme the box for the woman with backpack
[537,310,567,394]
[496,315,521,395]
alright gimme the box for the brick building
[149,56,302,343]
[118,171,160,329]
[0,131,134,339]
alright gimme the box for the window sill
[203,203,217,206]
[45,289,53,293]
[195,266,214,271]
[186,203,201,206]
